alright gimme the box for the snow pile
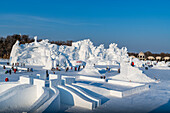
[78,61,101,76]
[10,37,128,69]
[110,62,155,83]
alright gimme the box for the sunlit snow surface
[0,59,170,112]
[1,36,170,113]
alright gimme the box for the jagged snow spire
[34,36,37,43]
[15,40,20,46]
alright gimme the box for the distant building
[138,52,145,60]
[147,56,155,61]
[156,56,162,61]
[128,51,170,61]
[163,56,170,61]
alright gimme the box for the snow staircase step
[65,84,101,107]
[72,83,110,96]
[58,85,96,110]
[72,83,111,104]
[77,75,106,82]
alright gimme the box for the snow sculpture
[110,62,155,83]
[70,39,128,65]
[10,37,129,69]
[10,37,71,69]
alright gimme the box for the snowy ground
[62,67,170,113]
[0,60,170,113]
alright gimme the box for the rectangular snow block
[110,90,122,98]
[19,76,31,84]
[122,84,150,97]
[61,76,76,85]
[33,79,46,97]
[33,79,45,87]
[64,78,75,84]
[50,79,63,88]
[49,74,61,80]
[108,79,144,87]
[77,76,106,82]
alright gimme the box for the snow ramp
[0,82,20,94]
[0,84,37,113]
[58,85,97,110]
[65,84,101,107]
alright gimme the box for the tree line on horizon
[0,34,73,59]
[0,34,169,60]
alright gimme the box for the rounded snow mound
[78,62,101,76]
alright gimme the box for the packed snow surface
[1,55,170,113]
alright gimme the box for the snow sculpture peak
[9,40,20,64]
[34,36,37,43]
[15,40,20,46]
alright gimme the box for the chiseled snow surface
[9,38,129,69]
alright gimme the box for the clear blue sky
[0,0,170,53]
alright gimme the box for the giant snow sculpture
[10,36,129,69]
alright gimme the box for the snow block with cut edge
[110,90,123,98]
[108,79,144,87]
[122,84,150,97]
[19,76,31,84]
[73,83,110,96]
[33,79,46,98]
[76,76,106,82]
[66,84,101,107]
[49,74,61,80]
[62,76,75,85]
[58,85,96,110]
[27,87,49,113]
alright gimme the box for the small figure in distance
[78,66,81,71]
[65,67,69,72]
[3,65,6,69]
[131,62,134,67]
[5,77,9,82]
[9,69,11,75]
[118,68,120,73]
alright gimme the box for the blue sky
[0,0,170,53]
